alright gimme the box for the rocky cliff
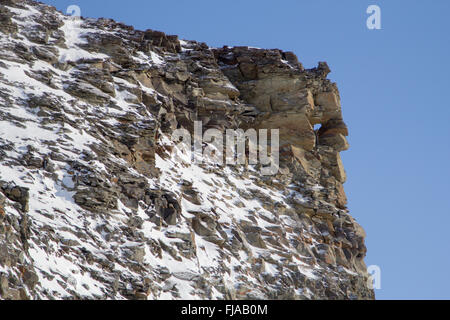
[0,0,374,300]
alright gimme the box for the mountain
[0,0,374,300]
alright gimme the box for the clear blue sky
[41,0,450,299]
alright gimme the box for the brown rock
[0,275,9,297]
[319,133,350,151]
[315,91,341,122]
[331,153,347,183]
[318,119,349,137]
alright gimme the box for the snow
[150,51,165,66]
[154,134,324,291]
[59,18,108,63]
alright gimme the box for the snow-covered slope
[0,0,374,300]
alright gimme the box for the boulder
[319,133,350,151]
[0,183,29,213]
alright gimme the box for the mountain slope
[0,0,374,300]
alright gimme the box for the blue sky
[41,0,450,299]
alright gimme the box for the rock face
[0,0,374,300]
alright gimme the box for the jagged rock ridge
[0,0,374,300]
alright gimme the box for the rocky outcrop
[0,0,374,300]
